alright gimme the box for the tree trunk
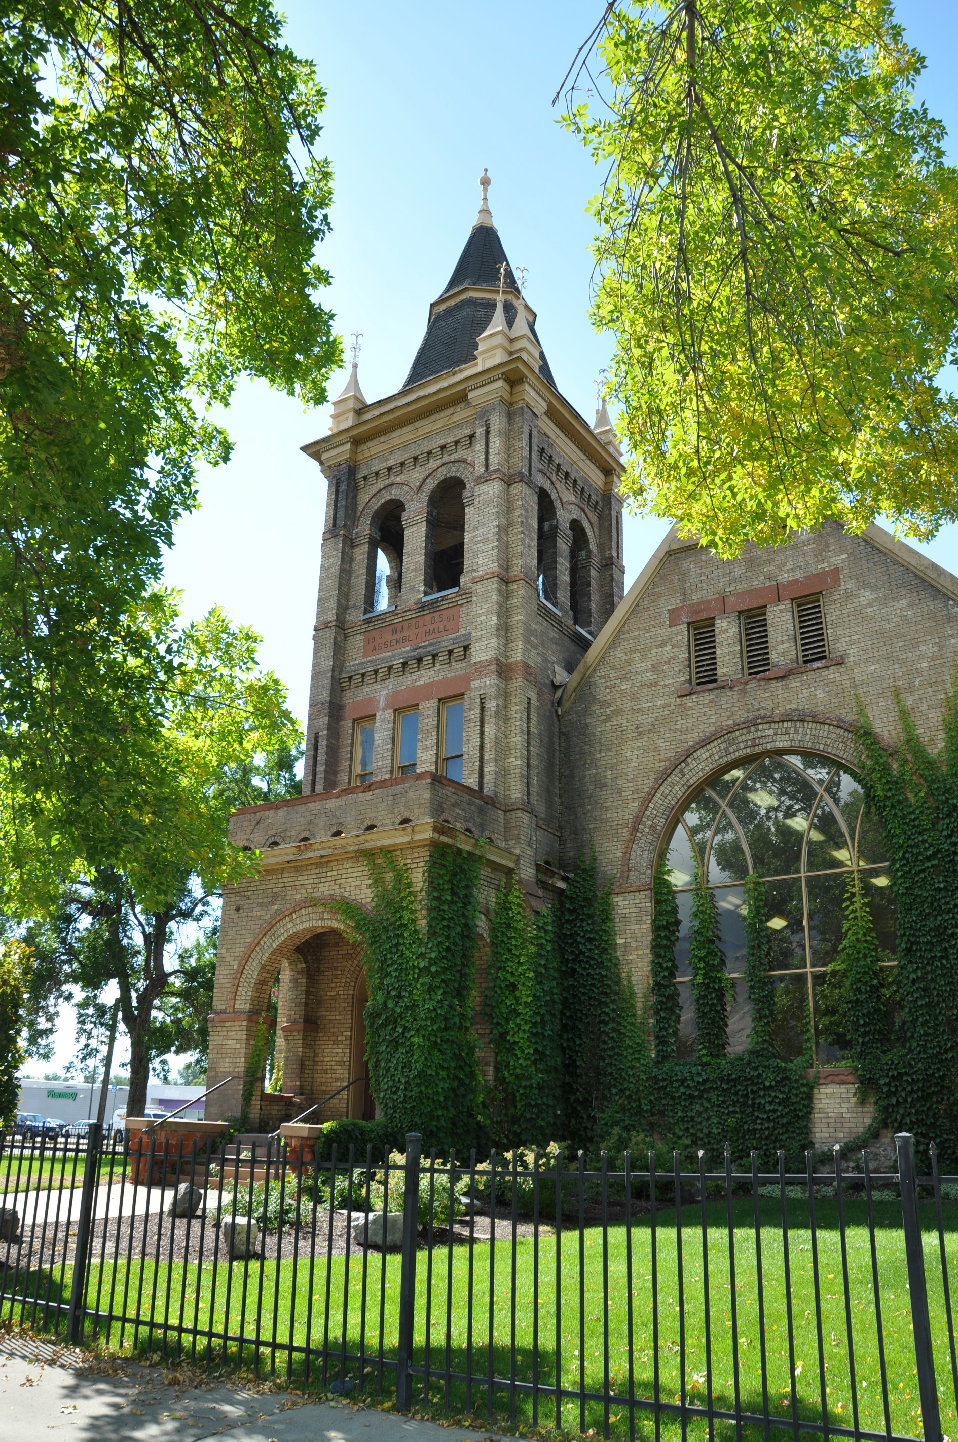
[122,911,172,1117]
[126,1025,151,1117]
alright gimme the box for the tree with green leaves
[0,938,31,1129]
[1,2,339,905]
[20,602,302,1115]
[566,1,958,555]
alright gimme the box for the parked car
[43,1117,67,1136]
[64,1119,95,1145]
[111,1107,166,1142]
[13,1112,46,1141]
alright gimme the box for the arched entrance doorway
[226,911,373,1126]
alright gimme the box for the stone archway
[209,898,370,1125]
[620,713,860,887]
[607,715,863,1001]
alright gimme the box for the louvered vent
[741,609,771,675]
[796,594,828,663]
[690,619,718,686]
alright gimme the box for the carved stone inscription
[362,605,461,659]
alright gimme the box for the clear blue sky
[32,0,958,1078]
[163,0,958,731]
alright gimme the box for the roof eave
[302,354,625,483]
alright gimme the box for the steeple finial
[475,167,495,229]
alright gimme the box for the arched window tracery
[662,751,895,1060]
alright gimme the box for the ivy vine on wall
[853,685,958,1163]
[338,846,483,1156]
[486,874,561,1147]
[688,867,729,1061]
[556,857,645,1150]
[650,858,680,1063]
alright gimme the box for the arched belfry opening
[537,488,558,608]
[366,501,404,613]
[425,478,465,595]
[569,519,593,631]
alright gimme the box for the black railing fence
[1,1126,957,1442]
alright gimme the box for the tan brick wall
[810,1080,876,1148]
[560,522,958,999]
[208,822,515,1124]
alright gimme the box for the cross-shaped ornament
[516,265,528,296]
[350,332,363,365]
[497,261,508,301]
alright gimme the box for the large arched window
[365,502,404,614]
[569,519,592,631]
[663,752,895,1061]
[425,479,465,595]
[536,488,558,609]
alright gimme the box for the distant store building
[17,1080,207,1126]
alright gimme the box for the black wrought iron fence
[1,1125,956,1442]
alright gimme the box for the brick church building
[207,176,958,1143]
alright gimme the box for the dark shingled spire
[401,178,558,392]
[438,225,519,298]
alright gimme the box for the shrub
[372,1151,468,1228]
[215,1181,315,1232]
[313,1118,397,1164]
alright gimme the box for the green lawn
[0,1150,125,1193]
[5,1196,956,1441]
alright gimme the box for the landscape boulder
[351,1211,404,1250]
[0,1208,19,1242]
[222,1218,259,1258]
[166,1183,203,1219]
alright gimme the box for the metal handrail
[140,1075,239,1132]
[270,1075,366,1136]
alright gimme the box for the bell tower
[301,171,625,882]
[207,175,624,1125]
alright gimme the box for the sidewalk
[0,1331,510,1442]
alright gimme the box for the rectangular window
[440,697,464,782]
[795,594,828,664]
[689,618,718,687]
[352,718,375,786]
[741,608,771,676]
[394,708,419,776]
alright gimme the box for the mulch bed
[0,1194,553,1275]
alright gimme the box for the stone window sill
[420,586,460,605]
[677,655,843,697]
